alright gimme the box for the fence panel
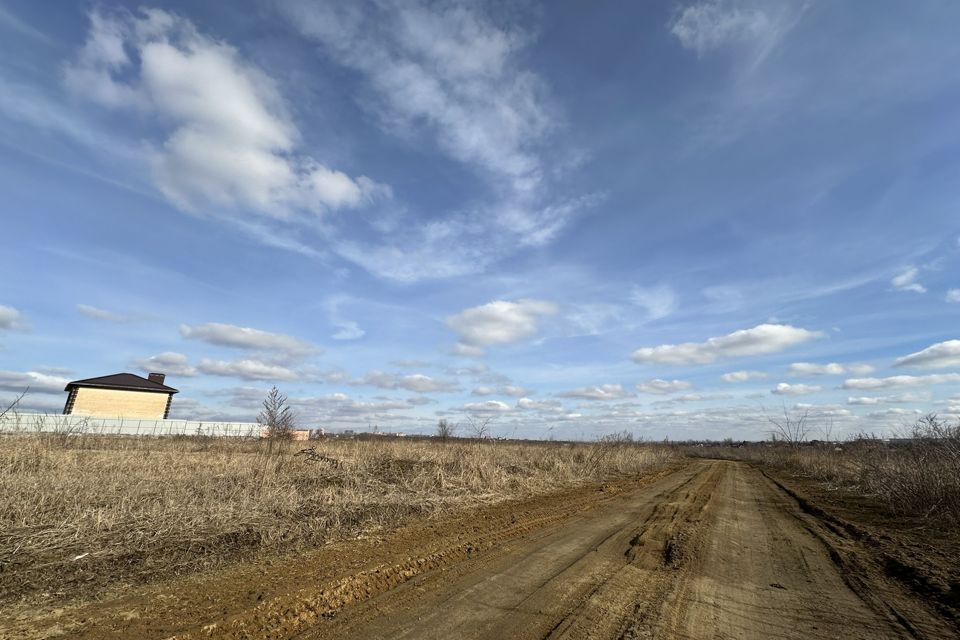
[0,412,261,438]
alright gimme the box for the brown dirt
[3,460,957,640]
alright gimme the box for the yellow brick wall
[70,387,170,419]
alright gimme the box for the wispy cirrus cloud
[277,0,595,282]
[890,266,926,293]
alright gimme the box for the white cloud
[332,320,365,341]
[557,384,633,401]
[891,266,926,293]
[196,358,298,381]
[720,370,767,383]
[0,304,26,330]
[846,393,930,406]
[462,400,512,413]
[0,370,70,394]
[771,382,822,396]
[947,289,960,303]
[636,378,693,395]
[275,1,593,283]
[473,384,529,397]
[279,0,550,194]
[502,385,529,397]
[447,299,557,355]
[516,397,563,412]
[670,0,794,61]
[789,362,875,376]
[76,303,132,323]
[133,352,197,377]
[350,370,458,393]
[894,340,960,369]
[65,8,386,220]
[631,285,676,321]
[631,323,822,365]
[180,322,315,357]
[842,373,960,390]
[866,408,922,419]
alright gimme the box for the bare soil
[3,459,957,639]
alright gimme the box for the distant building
[63,373,178,419]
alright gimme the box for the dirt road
[4,460,956,639]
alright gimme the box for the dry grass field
[691,415,960,527]
[0,430,677,604]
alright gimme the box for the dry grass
[0,430,676,603]
[691,416,960,528]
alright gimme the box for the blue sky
[1,0,959,440]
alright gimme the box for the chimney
[148,373,166,385]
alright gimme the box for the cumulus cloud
[0,304,26,331]
[65,8,386,220]
[631,285,676,321]
[720,370,767,383]
[789,362,874,376]
[947,289,960,303]
[894,340,960,369]
[76,303,133,323]
[447,299,557,356]
[771,382,822,396]
[180,322,315,357]
[631,323,821,365]
[842,373,960,390]
[891,266,926,293]
[846,393,930,406]
[197,358,298,381]
[462,400,512,413]
[557,384,633,401]
[350,370,459,393]
[516,397,563,412]
[0,370,70,394]
[472,384,529,397]
[133,352,197,377]
[636,379,693,395]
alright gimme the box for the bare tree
[436,418,457,441]
[0,388,26,421]
[765,404,811,446]
[258,386,296,439]
[464,414,495,440]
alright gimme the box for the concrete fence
[0,412,261,438]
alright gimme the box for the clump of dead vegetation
[0,416,675,604]
[695,414,960,527]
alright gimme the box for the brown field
[2,424,959,640]
[0,431,676,605]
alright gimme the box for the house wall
[69,387,171,419]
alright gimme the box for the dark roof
[65,373,178,394]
